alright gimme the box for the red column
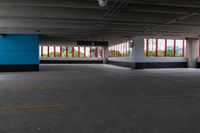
[116,46,118,57]
[110,47,111,57]
[66,46,68,58]
[156,38,158,56]
[199,39,200,57]
[72,46,74,58]
[126,43,128,57]
[174,39,176,57]
[119,45,120,57]
[146,38,149,56]
[122,44,123,57]
[102,47,104,58]
[117,45,119,57]
[54,46,56,57]
[96,47,98,57]
[47,46,50,57]
[164,39,167,57]
[101,47,103,58]
[84,47,86,58]
[119,44,121,57]
[115,45,116,57]
[90,47,92,58]
[120,44,122,57]
[182,39,185,57]
[115,45,117,57]
[41,46,43,57]
[121,43,124,57]
[113,46,115,57]
[60,46,62,57]
[78,47,80,58]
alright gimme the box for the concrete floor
[0,64,200,133]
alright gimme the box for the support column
[186,38,199,68]
[103,45,109,64]
[132,36,145,69]
[0,34,39,72]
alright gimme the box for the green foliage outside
[110,50,131,57]
[41,46,103,58]
[167,49,174,57]
[175,52,182,57]
[158,50,165,56]
[167,49,182,57]
[148,50,156,56]
[42,54,47,58]
[144,49,182,57]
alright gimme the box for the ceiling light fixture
[98,0,108,7]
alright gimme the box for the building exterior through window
[40,46,103,59]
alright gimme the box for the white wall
[108,36,188,64]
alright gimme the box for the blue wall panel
[0,35,39,65]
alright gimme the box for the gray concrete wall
[103,46,109,64]
[133,36,145,63]
[186,39,199,68]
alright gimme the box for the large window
[40,45,103,59]
[86,47,90,58]
[74,47,78,58]
[55,46,61,57]
[91,47,96,58]
[145,38,186,57]
[148,38,156,56]
[80,47,84,58]
[167,39,174,57]
[62,46,66,58]
[67,46,72,58]
[40,46,48,57]
[98,47,103,58]
[49,46,54,58]
[144,39,147,56]
[109,41,132,57]
[158,39,165,56]
[175,40,183,57]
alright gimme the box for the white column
[132,36,145,69]
[186,38,199,68]
[103,46,109,64]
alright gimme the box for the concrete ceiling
[1,0,200,43]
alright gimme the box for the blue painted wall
[0,35,39,65]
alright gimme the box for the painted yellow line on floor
[0,103,65,111]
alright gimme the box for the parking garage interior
[1,0,200,132]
